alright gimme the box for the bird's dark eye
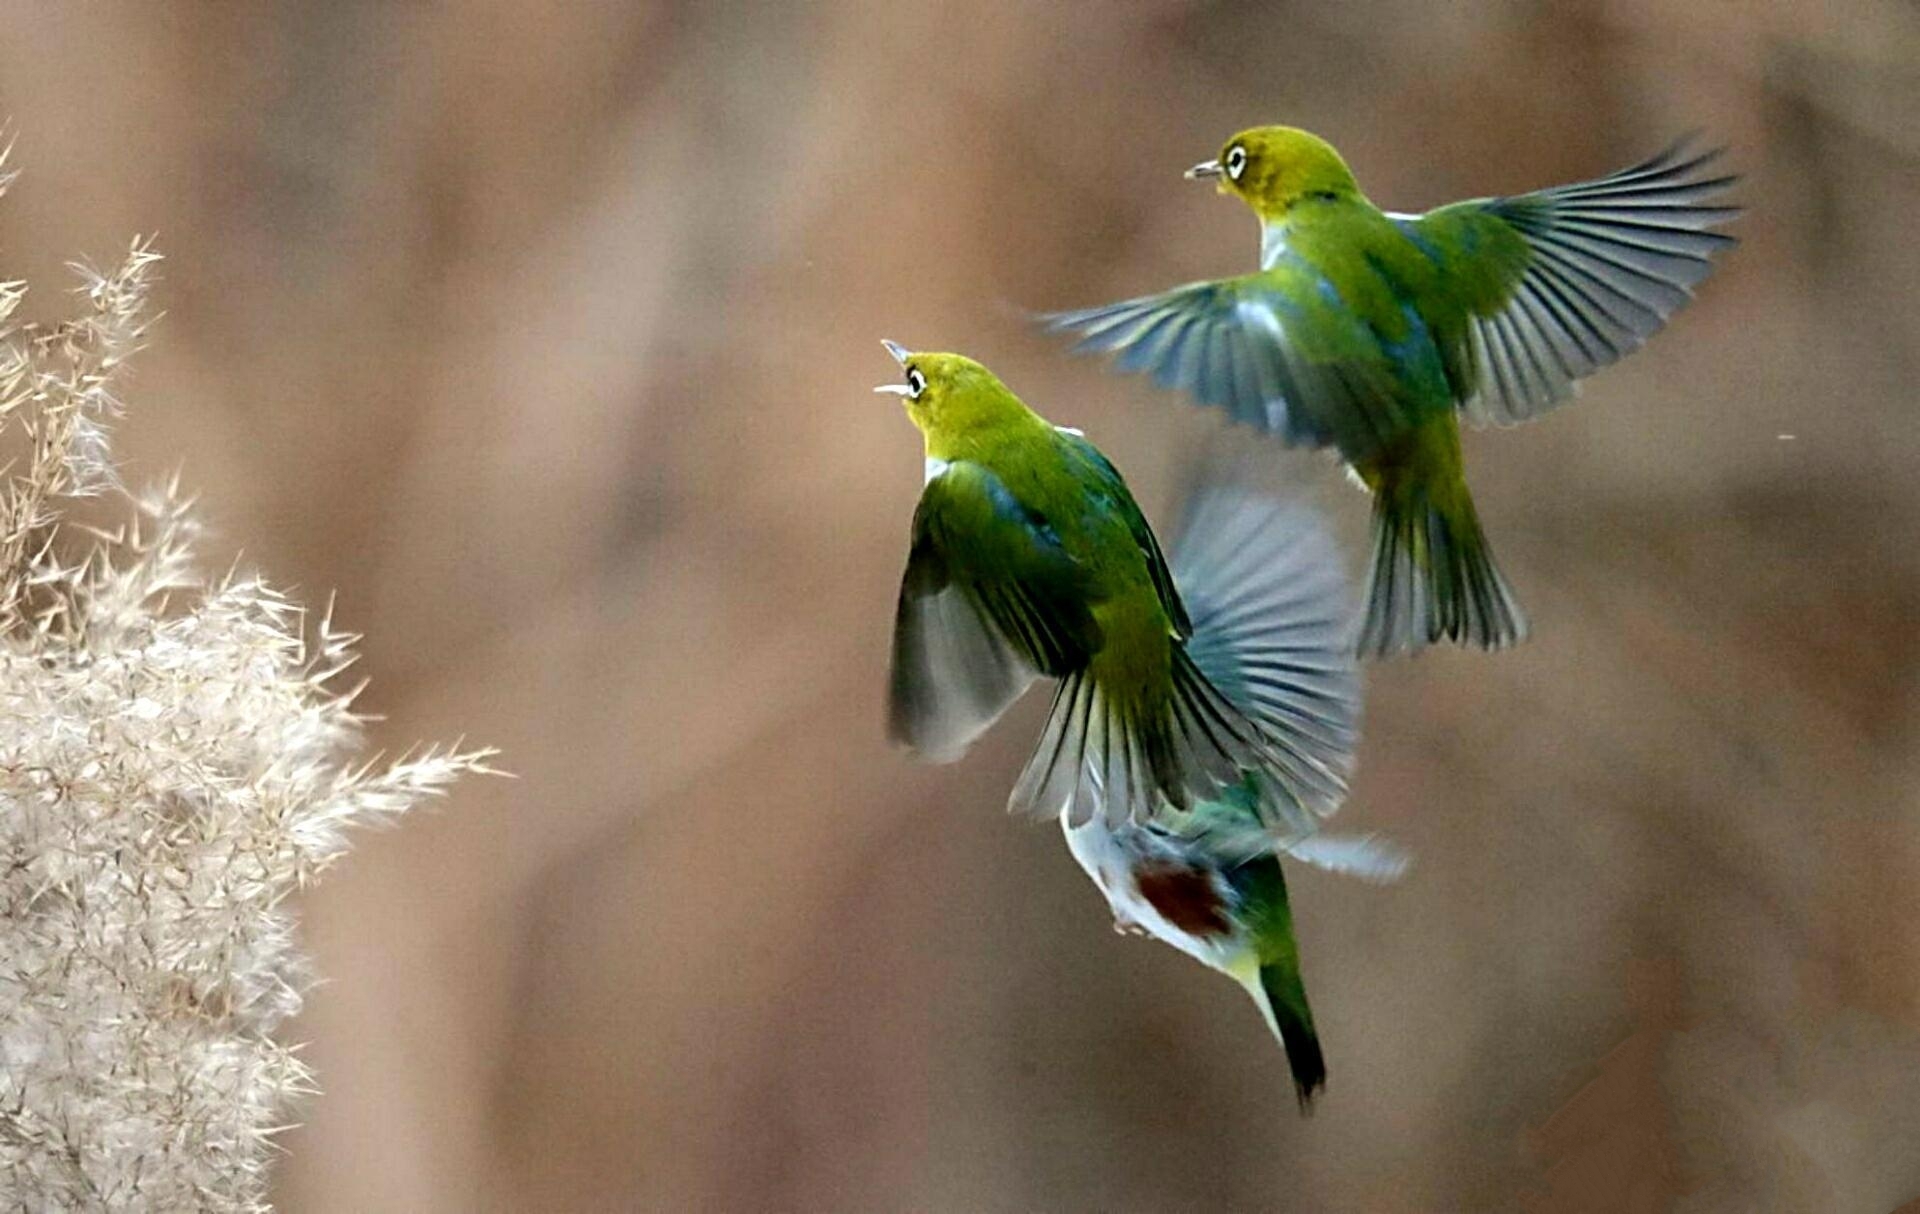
[1225,145,1247,180]
[907,368,927,399]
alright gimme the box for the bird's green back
[1261,204,1464,420]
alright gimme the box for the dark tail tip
[1281,1016,1327,1115]
[1260,965,1326,1115]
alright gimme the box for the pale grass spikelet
[0,150,495,1210]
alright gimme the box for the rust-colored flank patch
[1133,864,1232,938]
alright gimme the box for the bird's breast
[1133,863,1234,938]
[1062,819,1248,971]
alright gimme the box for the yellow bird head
[876,341,1034,453]
[1187,126,1360,220]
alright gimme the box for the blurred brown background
[1,1,1915,1210]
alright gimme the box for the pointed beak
[876,339,914,396]
[1185,159,1223,181]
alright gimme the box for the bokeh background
[1,2,1916,1210]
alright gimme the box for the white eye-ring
[1225,145,1247,180]
[907,367,927,399]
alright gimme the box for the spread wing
[1410,139,1740,426]
[888,460,1100,763]
[1039,275,1408,454]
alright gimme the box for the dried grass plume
[0,144,496,1211]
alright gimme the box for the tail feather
[1009,654,1271,827]
[1009,671,1099,822]
[1356,477,1527,658]
[1230,852,1326,1111]
[1010,484,1361,834]
[1258,962,1326,1111]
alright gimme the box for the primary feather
[1410,138,1740,425]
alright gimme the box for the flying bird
[878,340,1350,837]
[1042,127,1738,656]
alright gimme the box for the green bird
[1042,127,1738,656]
[877,340,1352,838]
[1062,485,1406,1109]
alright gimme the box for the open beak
[1184,159,1223,181]
[875,338,914,395]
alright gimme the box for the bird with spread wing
[879,342,1404,1104]
[1043,127,1738,656]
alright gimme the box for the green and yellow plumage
[1045,126,1739,655]
[880,343,1352,838]
[1059,486,1405,1111]
[878,357,1403,1104]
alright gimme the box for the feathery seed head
[0,148,493,1211]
